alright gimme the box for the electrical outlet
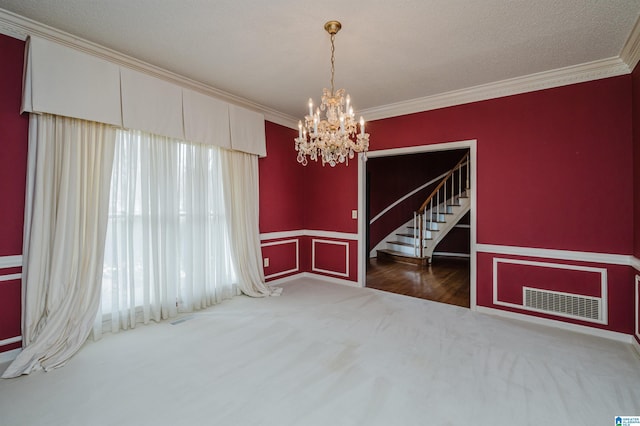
[263,257,269,268]
[351,209,358,219]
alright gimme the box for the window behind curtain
[98,129,238,335]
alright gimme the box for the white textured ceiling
[0,0,638,122]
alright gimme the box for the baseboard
[301,272,362,288]
[267,272,361,288]
[266,273,304,287]
[476,306,633,344]
[0,347,20,364]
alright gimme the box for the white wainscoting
[0,255,23,358]
[260,230,358,283]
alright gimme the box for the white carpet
[1,278,639,425]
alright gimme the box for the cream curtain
[95,130,239,337]
[2,114,115,378]
[221,150,281,297]
[3,115,275,377]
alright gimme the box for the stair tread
[396,233,435,240]
[377,249,429,260]
[387,240,414,247]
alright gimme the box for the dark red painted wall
[367,77,633,254]
[0,34,28,354]
[633,63,640,260]
[0,35,28,256]
[259,121,304,233]
[303,160,359,233]
[633,62,640,344]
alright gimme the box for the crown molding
[621,12,640,73]
[1,7,636,128]
[0,8,299,129]
[360,57,630,121]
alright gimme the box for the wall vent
[523,287,601,322]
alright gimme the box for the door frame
[357,139,478,310]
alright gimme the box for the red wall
[633,63,640,260]
[0,34,29,354]
[368,77,633,254]
[259,121,304,234]
[633,62,640,344]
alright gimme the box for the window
[99,129,237,334]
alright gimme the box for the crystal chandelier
[295,21,369,167]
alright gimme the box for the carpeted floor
[1,277,639,425]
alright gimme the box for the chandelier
[295,20,369,167]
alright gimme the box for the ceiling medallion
[295,20,369,167]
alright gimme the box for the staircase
[376,153,470,265]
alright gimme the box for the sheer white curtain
[2,114,116,378]
[95,130,238,337]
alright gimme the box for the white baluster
[451,170,454,203]
[466,154,470,190]
[444,177,447,212]
[430,198,433,230]
[413,211,417,256]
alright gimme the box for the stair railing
[413,152,470,258]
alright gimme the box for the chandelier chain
[330,33,336,95]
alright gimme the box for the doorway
[357,140,477,309]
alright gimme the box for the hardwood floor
[366,257,470,308]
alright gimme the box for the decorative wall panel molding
[261,239,299,280]
[492,257,608,325]
[312,239,349,278]
[0,273,21,283]
[0,255,22,286]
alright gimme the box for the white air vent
[523,287,602,322]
